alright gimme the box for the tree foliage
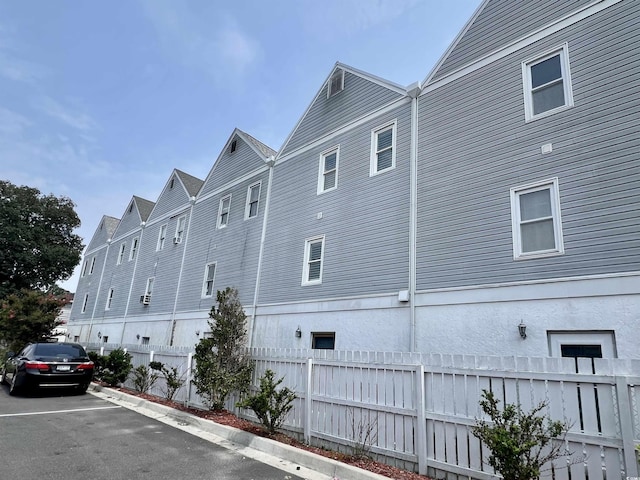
[192,287,253,410]
[0,289,66,352]
[88,348,132,387]
[237,369,297,434]
[0,180,83,298]
[472,390,571,480]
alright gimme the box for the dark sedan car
[1,342,94,395]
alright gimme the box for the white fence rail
[88,344,640,480]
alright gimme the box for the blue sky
[0,0,481,291]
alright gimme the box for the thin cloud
[32,95,98,132]
[141,1,261,82]
[0,107,32,135]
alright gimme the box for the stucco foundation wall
[414,273,640,358]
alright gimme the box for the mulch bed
[98,383,432,480]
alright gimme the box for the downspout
[407,82,421,352]
[87,239,111,342]
[250,156,276,349]
[118,222,145,344]
[169,197,196,346]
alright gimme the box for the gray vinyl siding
[259,103,411,304]
[200,138,267,197]
[177,170,270,310]
[69,247,108,321]
[147,175,191,222]
[281,72,404,156]
[432,0,591,81]
[128,209,192,315]
[112,204,141,237]
[416,1,640,290]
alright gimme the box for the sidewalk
[89,383,390,480]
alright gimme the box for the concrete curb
[89,383,389,480]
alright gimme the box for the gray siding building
[69,0,639,359]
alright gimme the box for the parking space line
[0,406,121,418]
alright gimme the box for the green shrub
[131,364,161,393]
[472,390,571,480]
[237,369,296,434]
[192,287,253,410]
[92,348,132,387]
[150,362,185,401]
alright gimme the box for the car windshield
[33,343,88,361]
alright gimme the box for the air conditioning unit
[140,294,151,305]
[173,236,182,244]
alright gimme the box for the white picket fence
[89,344,640,480]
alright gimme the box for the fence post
[416,364,428,475]
[186,352,193,408]
[304,358,313,444]
[616,376,639,477]
[100,346,104,356]
[149,350,154,364]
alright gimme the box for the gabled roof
[240,129,277,159]
[175,169,204,197]
[86,215,120,251]
[422,0,488,85]
[277,62,408,158]
[133,196,155,223]
[102,216,120,237]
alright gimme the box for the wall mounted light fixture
[518,322,527,339]
[295,326,302,338]
[195,330,200,336]
[97,331,102,339]
[136,334,140,340]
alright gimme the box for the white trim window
[81,293,89,313]
[245,182,261,219]
[522,44,573,121]
[317,146,339,194]
[129,237,139,261]
[89,256,96,274]
[302,236,325,286]
[175,216,186,243]
[145,277,154,297]
[106,288,114,310]
[202,262,216,298]
[81,259,89,277]
[510,178,564,260]
[116,244,126,265]
[217,194,231,229]
[370,120,397,176]
[327,69,344,98]
[157,224,167,251]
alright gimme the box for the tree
[0,290,67,352]
[192,287,254,410]
[472,390,572,480]
[0,180,83,298]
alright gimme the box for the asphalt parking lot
[0,386,307,480]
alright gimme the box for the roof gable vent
[327,69,344,98]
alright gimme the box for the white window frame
[81,260,89,277]
[145,277,154,296]
[117,243,126,265]
[106,288,114,311]
[317,146,339,194]
[217,194,231,229]
[510,177,564,260]
[157,224,167,251]
[129,237,139,261]
[89,256,96,274]
[370,120,397,176]
[522,43,574,122]
[327,69,344,98]
[302,235,325,286]
[81,293,89,313]
[201,262,217,298]
[175,216,186,243]
[245,182,261,220]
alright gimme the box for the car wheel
[76,384,89,395]
[8,373,20,396]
